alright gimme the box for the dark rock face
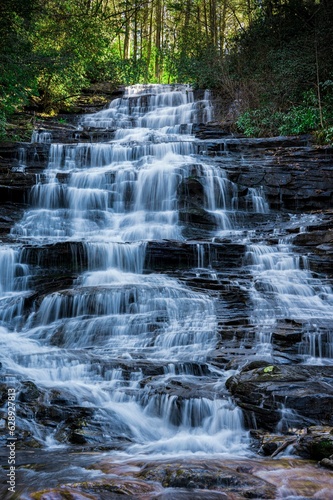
[293,229,333,247]
[0,142,49,239]
[192,122,232,139]
[252,147,333,211]
[11,382,133,451]
[226,364,333,431]
[145,241,245,271]
[198,137,333,212]
[24,478,157,498]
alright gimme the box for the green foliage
[0,0,332,144]
[315,127,333,146]
[237,86,333,142]
[237,104,319,138]
[116,57,150,85]
[172,46,223,89]
[237,108,285,137]
[277,89,321,135]
[31,1,119,112]
[226,0,333,142]
[236,111,260,137]
[279,107,319,136]
[0,0,38,122]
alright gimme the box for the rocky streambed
[0,85,333,499]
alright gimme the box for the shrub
[315,127,333,146]
[236,108,285,137]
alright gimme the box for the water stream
[1,84,333,496]
[1,85,254,456]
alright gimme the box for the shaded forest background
[0,0,332,142]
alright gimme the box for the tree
[0,0,38,134]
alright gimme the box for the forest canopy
[0,0,332,141]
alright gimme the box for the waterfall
[0,247,17,294]
[1,84,252,455]
[2,83,332,470]
[245,240,333,363]
[31,130,52,143]
[0,246,30,329]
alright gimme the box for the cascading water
[0,247,30,329]
[1,83,333,498]
[245,238,333,364]
[1,84,252,457]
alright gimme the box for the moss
[30,490,75,500]
[311,439,333,460]
[256,365,281,380]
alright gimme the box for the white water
[1,84,254,455]
[31,130,52,143]
[245,238,333,363]
[0,247,30,330]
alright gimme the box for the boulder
[139,460,276,498]
[294,426,333,460]
[226,364,333,431]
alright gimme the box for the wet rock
[27,478,156,499]
[226,365,333,431]
[154,490,229,498]
[241,361,273,372]
[258,433,297,457]
[145,241,198,270]
[0,142,49,171]
[178,176,205,204]
[51,408,133,448]
[223,144,333,211]
[138,460,276,498]
[0,383,9,405]
[193,123,231,140]
[271,320,304,350]
[111,359,167,379]
[68,426,105,445]
[145,241,245,272]
[0,202,27,238]
[320,457,333,470]
[11,384,129,450]
[225,136,311,151]
[142,377,221,400]
[293,230,333,246]
[260,435,285,456]
[20,433,44,449]
[177,174,220,230]
[21,242,86,270]
[238,171,265,186]
[18,381,42,403]
[179,206,218,229]
[264,172,293,187]
[294,426,333,460]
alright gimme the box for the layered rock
[226,363,333,430]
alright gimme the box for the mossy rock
[311,438,333,460]
[296,433,333,460]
